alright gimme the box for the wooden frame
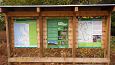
[3,6,112,65]
[10,17,40,48]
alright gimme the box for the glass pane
[78,17,102,48]
[14,19,38,48]
[47,18,69,48]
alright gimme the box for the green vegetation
[0,0,115,5]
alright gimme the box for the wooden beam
[76,11,109,16]
[41,11,74,16]
[8,57,109,63]
[7,12,39,16]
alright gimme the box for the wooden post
[102,17,107,57]
[72,17,77,65]
[68,17,73,48]
[106,13,111,65]
[37,17,40,48]
[39,16,43,57]
[4,14,11,65]
[43,17,47,48]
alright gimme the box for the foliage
[72,0,102,4]
[0,14,5,31]
[111,12,115,36]
[2,0,73,5]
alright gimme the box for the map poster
[14,23,30,47]
[78,19,102,48]
[14,19,38,48]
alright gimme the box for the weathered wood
[41,11,109,17]
[106,13,111,65]
[76,11,109,16]
[41,11,74,16]
[8,57,109,63]
[68,17,73,48]
[102,17,106,48]
[0,31,6,40]
[39,16,43,57]
[7,12,39,16]
[11,17,14,48]
[72,17,77,57]
[72,16,77,65]
[43,17,47,48]
[5,14,11,65]
[37,18,40,48]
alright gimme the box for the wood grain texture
[7,12,39,16]
[8,57,109,63]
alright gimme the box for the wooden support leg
[4,14,11,65]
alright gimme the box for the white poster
[78,20,102,43]
[14,23,30,47]
[78,21,93,42]
[92,21,102,35]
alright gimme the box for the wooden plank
[102,17,106,49]
[37,18,40,48]
[43,17,47,48]
[72,17,77,57]
[72,16,77,65]
[4,14,11,65]
[76,11,109,16]
[41,11,74,16]
[7,12,39,16]
[39,16,43,57]
[68,17,73,48]
[102,17,107,58]
[8,57,109,63]
[106,13,111,65]
[11,17,14,48]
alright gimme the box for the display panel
[47,18,68,48]
[78,17,102,48]
[14,19,38,47]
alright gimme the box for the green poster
[47,18,69,48]
[14,19,38,47]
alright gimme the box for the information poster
[78,18,102,48]
[14,19,38,47]
[47,18,68,48]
